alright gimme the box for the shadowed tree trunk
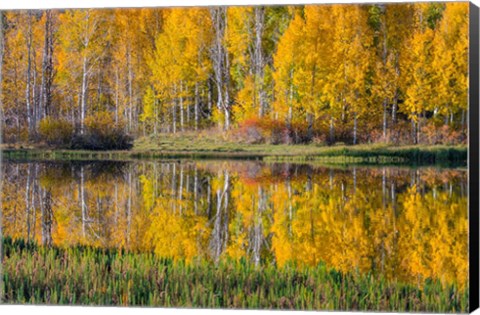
[41,10,55,119]
[25,11,33,135]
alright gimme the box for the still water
[1,160,468,289]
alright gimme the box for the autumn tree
[58,9,110,134]
[431,3,468,129]
[210,7,232,130]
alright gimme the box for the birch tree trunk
[41,10,54,119]
[179,82,184,132]
[210,7,231,130]
[353,112,358,145]
[127,47,134,133]
[254,7,266,117]
[194,82,199,131]
[80,56,88,134]
[25,11,33,135]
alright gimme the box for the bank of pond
[1,143,468,166]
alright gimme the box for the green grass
[1,237,469,312]
[1,132,467,166]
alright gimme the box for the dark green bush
[70,112,133,151]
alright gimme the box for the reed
[1,237,468,312]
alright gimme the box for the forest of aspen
[0,2,469,150]
[0,1,472,312]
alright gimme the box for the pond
[0,159,469,310]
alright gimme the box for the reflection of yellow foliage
[2,163,468,290]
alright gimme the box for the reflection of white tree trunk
[382,168,386,210]
[210,171,229,262]
[179,164,184,214]
[287,180,293,237]
[171,163,177,213]
[207,177,212,217]
[252,186,266,266]
[114,180,118,225]
[80,166,87,237]
[41,188,53,246]
[194,166,198,215]
[26,166,32,241]
[32,165,38,237]
[126,166,132,248]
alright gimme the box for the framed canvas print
[0,0,479,313]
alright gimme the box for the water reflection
[1,160,468,288]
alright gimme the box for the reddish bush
[420,123,466,145]
[233,117,289,144]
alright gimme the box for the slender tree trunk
[307,113,314,141]
[353,112,358,145]
[172,86,177,134]
[254,7,266,117]
[194,83,199,131]
[128,49,134,133]
[25,11,33,135]
[329,115,335,144]
[179,82,184,132]
[380,8,389,142]
[115,68,119,125]
[154,96,158,135]
[224,24,231,131]
[207,81,212,119]
[392,91,398,126]
[287,72,294,126]
[41,10,54,120]
[80,56,88,134]
[382,98,388,141]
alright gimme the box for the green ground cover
[1,238,468,312]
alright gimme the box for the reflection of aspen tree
[210,170,230,262]
[41,188,53,246]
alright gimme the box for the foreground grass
[1,132,467,165]
[2,238,468,312]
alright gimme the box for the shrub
[232,117,290,145]
[70,112,133,150]
[420,123,466,145]
[287,121,311,144]
[39,117,74,147]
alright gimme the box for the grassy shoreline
[2,237,468,311]
[1,142,467,166]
